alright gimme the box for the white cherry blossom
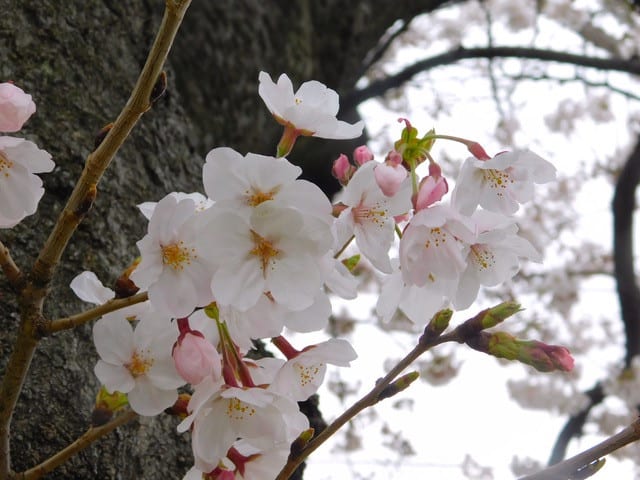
[258,72,364,140]
[131,193,215,318]
[334,161,411,273]
[269,338,357,401]
[452,149,556,215]
[454,210,541,309]
[201,203,332,311]
[93,313,184,416]
[0,136,54,228]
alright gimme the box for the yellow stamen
[0,151,14,178]
[246,187,277,207]
[225,397,256,420]
[249,230,280,276]
[126,350,153,377]
[161,241,196,271]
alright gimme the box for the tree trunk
[0,1,451,478]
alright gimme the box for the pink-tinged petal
[4,138,54,172]
[0,83,36,132]
[374,163,407,197]
[127,377,177,416]
[70,271,114,305]
[93,317,134,365]
[94,360,135,394]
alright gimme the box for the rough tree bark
[0,1,452,478]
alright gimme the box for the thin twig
[47,291,148,334]
[0,240,22,290]
[275,329,458,480]
[519,417,640,480]
[30,0,191,289]
[0,2,191,478]
[15,410,138,480]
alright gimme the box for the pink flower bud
[331,153,355,185]
[353,145,374,165]
[385,150,403,166]
[374,163,407,197]
[414,163,448,211]
[467,142,491,160]
[0,82,36,132]
[173,331,221,385]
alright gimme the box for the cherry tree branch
[0,240,22,291]
[14,409,137,480]
[0,2,191,478]
[520,417,640,480]
[31,0,191,290]
[343,46,640,110]
[47,291,149,334]
[276,326,454,480]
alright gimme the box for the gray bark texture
[0,1,451,478]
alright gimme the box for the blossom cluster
[65,72,556,479]
[0,82,54,228]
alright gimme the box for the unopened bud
[353,145,374,165]
[290,428,315,457]
[94,122,113,151]
[468,142,491,160]
[165,393,191,419]
[466,331,574,373]
[421,308,452,343]
[378,371,419,401]
[331,153,355,185]
[114,259,141,299]
[460,302,522,337]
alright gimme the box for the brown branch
[520,417,640,480]
[30,0,191,291]
[0,2,192,477]
[47,291,149,334]
[343,46,640,110]
[0,240,23,291]
[14,410,137,480]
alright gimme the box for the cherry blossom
[334,161,411,273]
[131,194,215,318]
[201,203,332,311]
[451,149,556,215]
[454,210,541,309]
[0,82,36,132]
[202,147,331,223]
[92,314,184,416]
[270,338,357,401]
[0,136,54,228]
[399,204,475,296]
[258,72,364,156]
[179,377,308,471]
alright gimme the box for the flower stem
[47,292,149,334]
[275,329,457,480]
